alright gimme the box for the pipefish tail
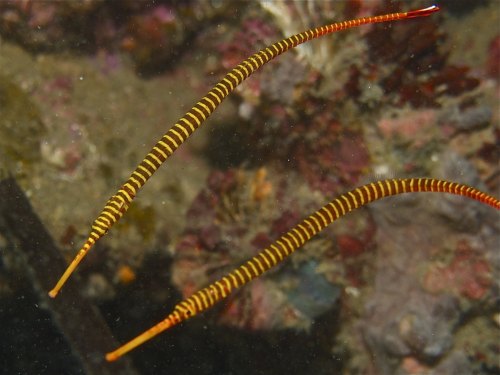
[105,178,499,361]
[48,5,440,297]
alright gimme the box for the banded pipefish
[49,5,441,298]
[105,178,499,361]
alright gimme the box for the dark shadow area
[101,252,344,375]
[204,121,255,169]
[440,0,490,16]
[0,275,84,375]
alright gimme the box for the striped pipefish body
[48,5,441,297]
[105,177,500,361]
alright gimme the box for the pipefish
[41,3,498,363]
[105,178,499,361]
[49,5,441,298]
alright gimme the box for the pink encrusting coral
[377,110,437,140]
[218,18,279,71]
[423,240,492,300]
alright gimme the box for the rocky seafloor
[0,1,498,374]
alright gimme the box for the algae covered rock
[0,74,45,173]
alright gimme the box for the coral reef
[171,168,362,331]
[200,1,499,373]
[210,0,486,200]
[331,152,499,374]
[364,3,480,108]
[0,0,498,373]
[0,0,233,75]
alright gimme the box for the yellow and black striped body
[105,177,499,361]
[50,5,440,298]
[93,9,434,237]
[171,178,499,319]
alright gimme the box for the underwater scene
[0,1,499,374]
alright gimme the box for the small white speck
[79,76,84,81]
[345,286,360,297]
[374,164,390,176]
